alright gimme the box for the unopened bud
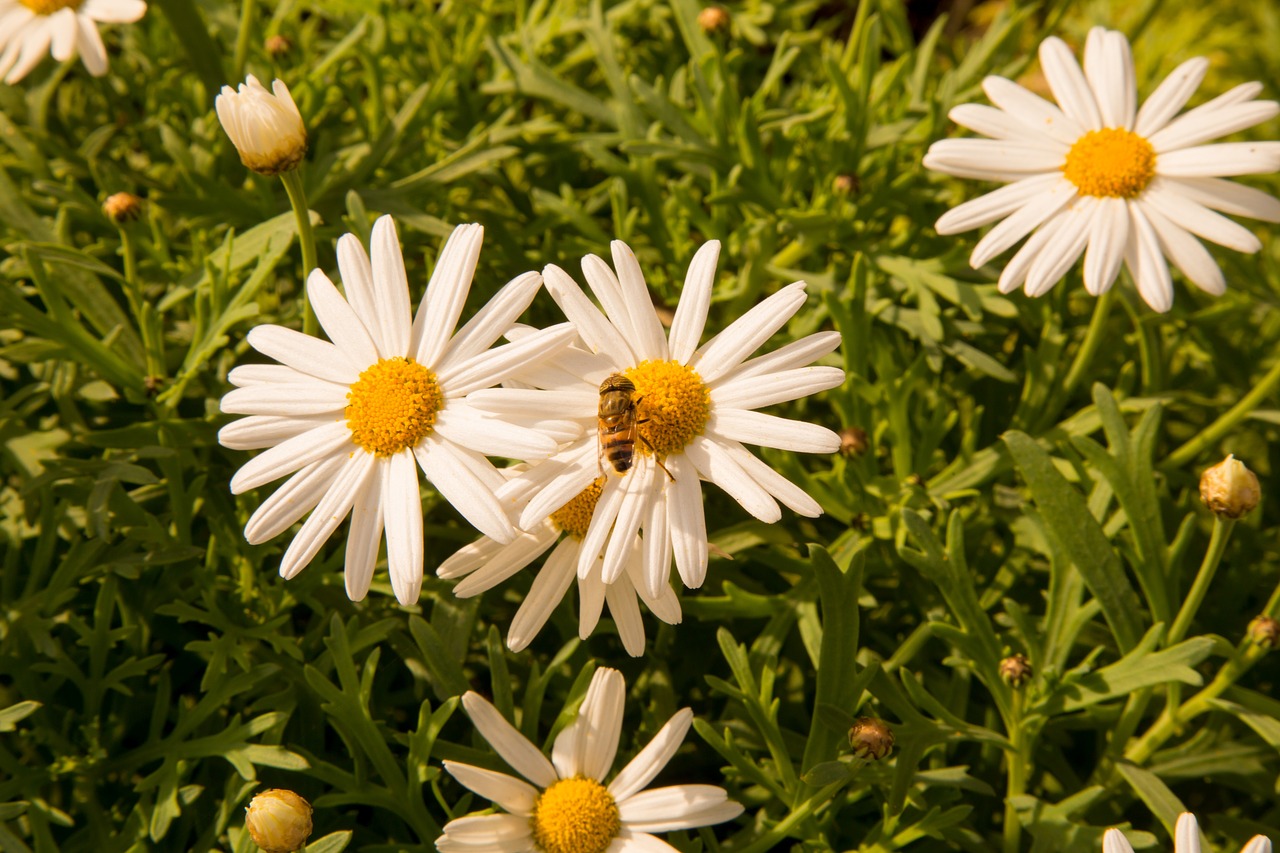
[697,5,730,33]
[848,717,894,760]
[999,654,1032,688]
[265,35,292,57]
[245,789,312,853]
[216,76,308,175]
[834,174,859,195]
[103,192,142,224]
[839,426,868,457]
[1200,454,1260,519]
[1247,615,1279,649]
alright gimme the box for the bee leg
[637,434,675,482]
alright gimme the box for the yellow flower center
[1062,128,1156,199]
[19,0,79,13]
[530,776,621,853]
[344,357,443,456]
[549,478,605,540]
[625,360,710,457]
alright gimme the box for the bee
[597,374,673,480]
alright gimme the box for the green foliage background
[0,0,1278,850]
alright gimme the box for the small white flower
[216,75,308,175]
[925,26,1280,312]
[0,0,145,83]
[438,474,681,657]
[467,240,844,599]
[438,667,743,853]
[1105,812,1270,853]
[218,216,575,604]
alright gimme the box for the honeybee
[597,374,673,480]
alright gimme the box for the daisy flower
[218,216,575,604]
[437,666,743,853]
[925,26,1280,312]
[0,0,145,84]
[1104,812,1270,853]
[465,240,845,598]
[216,75,307,176]
[438,472,681,657]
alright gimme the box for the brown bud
[833,174,860,195]
[839,426,868,457]
[103,192,142,224]
[245,789,312,853]
[849,717,894,760]
[1200,454,1260,519]
[265,35,292,57]
[697,5,730,33]
[1247,615,1279,650]
[999,654,1032,688]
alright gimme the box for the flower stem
[1002,690,1027,853]
[1167,515,1235,646]
[1164,357,1280,469]
[231,0,256,80]
[1062,287,1114,397]
[279,169,319,336]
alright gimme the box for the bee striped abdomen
[598,373,640,475]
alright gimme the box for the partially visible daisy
[0,0,146,84]
[1105,812,1270,853]
[437,667,743,853]
[218,216,575,604]
[925,26,1280,312]
[216,75,307,176]
[438,472,681,657]
[465,241,845,598]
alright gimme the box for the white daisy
[925,26,1280,312]
[437,666,743,853]
[466,240,845,599]
[218,216,575,605]
[438,473,682,657]
[1105,812,1270,853]
[216,75,307,176]
[0,0,145,84]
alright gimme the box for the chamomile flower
[215,75,307,176]
[437,667,743,853]
[0,0,145,83]
[925,26,1280,312]
[1104,812,1270,853]
[438,474,681,657]
[218,216,575,604]
[466,240,844,598]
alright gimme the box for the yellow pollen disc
[625,360,710,457]
[1062,128,1156,199]
[530,776,621,853]
[550,478,605,540]
[19,0,79,12]
[344,357,442,456]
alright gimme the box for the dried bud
[1247,615,1279,649]
[839,426,868,457]
[103,192,142,224]
[245,789,312,853]
[848,717,894,761]
[265,35,292,57]
[216,76,308,175]
[697,5,730,33]
[999,654,1032,688]
[1199,454,1260,519]
[833,174,859,195]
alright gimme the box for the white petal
[981,76,1084,146]
[640,486,673,599]
[1135,57,1210,138]
[452,527,557,597]
[440,323,576,397]
[81,0,147,23]
[49,8,75,61]
[668,241,720,363]
[1142,181,1262,252]
[666,454,708,589]
[552,667,624,782]
[1039,36,1103,131]
[1084,28,1135,129]
[581,253,639,352]
[935,172,1065,235]
[230,420,350,494]
[438,813,533,848]
[74,13,107,76]
[243,455,345,545]
[618,785,743,830]
[1150,100,1280,153]
[307,269,380,370]
[719,441,824,517]
[1023,197,1094,297]
[1157,143,1280,178]
[1083,197,1128,296]
[578,557,608,638]
[693,282,807,383]
[923,138,1066,175]
[1143,204,1226,296]
[608,708,692,802]
[1162,177,1280,223]
[629,552,681,625]
[611,241,669,362]
[507,537,579,652]
[438,534,511,580]
[383,450,424,604]
[706,409,841,454]
[278,451,375,580]
[433,403,559,462]
[1240,837,1272,853]
[517,444,600,531]
[219,381,348,417]
[600,456,654,585]
[1125,202,1174,313]
[712,366,846,411]
[466,387,599,420]
[247,323,363,385]
[370,216,411,357]
[969,178,1077,268]
[721,331,842,382]
[227,364,307,387]
[218,413,332,450]
[948,103,1059,142]
[995,207,1074,295]
[336,233,388,357]
[416,438,515,544]
[606,829,679,853]
[437,271,543,372]
[442,761,538,816]
[576,476,626,579]
[605,577,646,657]
[684,435,780,523]
[1104,828,1137,853]
[412,223,483,368]
[344,463,384,601]
[1175,813,1201,853]
[543,264,635,365]
[460,692,558,788]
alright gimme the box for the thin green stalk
[232,0,257,80]
[279,169,319,336]
[734,781,845,853]
[1062,288,1115,397]
[1002,691,1027,853]
[1164,357,1280,469]
[1167,516,1236,645]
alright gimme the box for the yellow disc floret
[344,357,443,456]
[1062,128,1156,199]
[550,479,606,540]
[530,776,621,853]
[625,360,710,457]
[20,0,79,12]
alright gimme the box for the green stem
[279,169,319,336]
[1167,516,1236,646]
[1002,691,1027,853]
[734,781,844,853]
[232,0,257,80]
[1164,357,1280,469]
[1061,288,1115,397]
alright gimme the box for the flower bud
[834,174,860,195]
[848,717,894,760]
[839,426,868,457]
[1247,615,1279,650]
[1199,454,1260,519]
[103,192,142,224]
[999,654,1032,688]
[697,5,730,33]
[265,35,292,57]
[216,76,308,176]
[245,789,312,853]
